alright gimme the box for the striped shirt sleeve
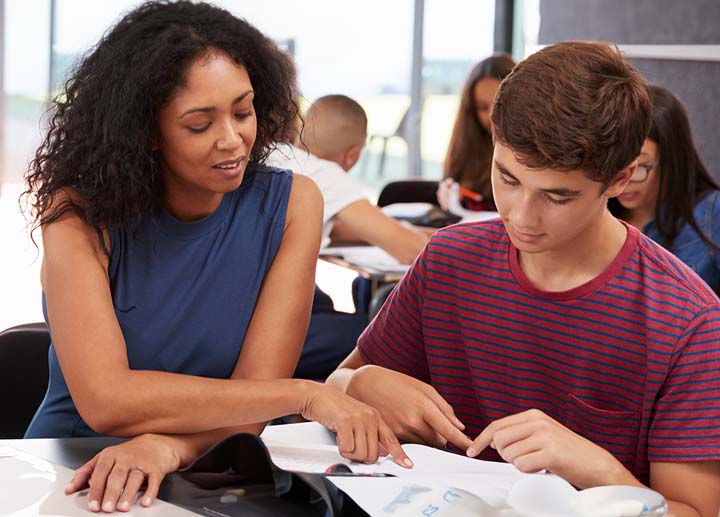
[648,305,720,462]
[357,249,431,383]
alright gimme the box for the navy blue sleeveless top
[25,164,293,438]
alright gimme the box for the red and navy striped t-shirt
[357,219,720,483]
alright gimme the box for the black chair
[0,322,51,438]
[376,180,440,207]
[377,180,460,228]
[368,282,398,321]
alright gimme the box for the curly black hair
[24,0,299,248]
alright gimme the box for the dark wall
[538,0,720,177]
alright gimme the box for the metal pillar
[407,0,424,178]
[494,0,515,54]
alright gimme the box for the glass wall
[422,0,495,180]
[0,0,497,326]
[215,0,415,191]
[513,0,541,60]
[3,0,50,187]
[5,0,497,191]
[52,1,145,90]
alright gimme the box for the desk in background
[319,245,408,296]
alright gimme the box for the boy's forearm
[326,367,356,393]
[664,500,702,517]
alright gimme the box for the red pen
[458,185,482,202]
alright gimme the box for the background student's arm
[329,199,429,264]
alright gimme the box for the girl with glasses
[611,84,720,291]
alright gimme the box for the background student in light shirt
[23,2,410,512]
[268,94,430,380]
[328,42,720,517]
[437,53,516,214]
[610,84,720,291]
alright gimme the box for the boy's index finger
[466,411,531,457]
[423,409,473,450]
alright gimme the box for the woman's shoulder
[242,161,319,204]
[246,162,293,183]
[285,172,322,227]
[40,187,109,250]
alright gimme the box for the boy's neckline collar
[508,220,638,301]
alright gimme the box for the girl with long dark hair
[438,53,515,213]
[611,84,720,290]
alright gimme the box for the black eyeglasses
[630,161,658,183]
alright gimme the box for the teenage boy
[269,95,429,379]
[327,42,720,516]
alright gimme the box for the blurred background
[1,0,718,329]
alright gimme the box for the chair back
[376,180,440,207]
[368,282,398,321]
[0,322,51,438]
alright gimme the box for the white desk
[0,438,195,515]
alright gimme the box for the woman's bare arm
[43,175,322,436]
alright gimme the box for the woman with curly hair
[437,53,515,214]
[23,1,410,511]
[610,84,720,291]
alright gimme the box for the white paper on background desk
[458,210,500,223]
[320,246,411,273]
[381,202,436,219]
[0,446,196,516]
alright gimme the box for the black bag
[157,433,367,517]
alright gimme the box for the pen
[325,472,396,478]
[458,185,482,202]
[324,463,396,477]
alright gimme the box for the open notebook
[261,423,667,517]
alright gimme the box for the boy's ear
[604,160,637,198]
[340,143,364,172]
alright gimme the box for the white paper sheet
[262,440,522,508]
[261,422,667,517]
[381,202,437,219]
[320,246,410,273]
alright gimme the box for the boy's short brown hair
[491,41,651,187]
